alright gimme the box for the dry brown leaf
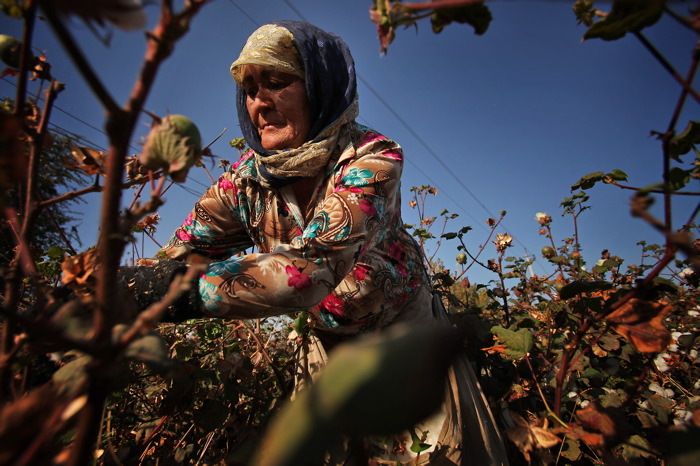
[505,412,561,462]
[61,248,99,287]
[576,404,617,438]
[70,146,105,175]
[605,298,672,353]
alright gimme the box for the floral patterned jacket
[160,123,430,337]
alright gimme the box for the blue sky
[1,0,697,285]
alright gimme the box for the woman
[154,20,508,465]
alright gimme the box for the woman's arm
[198,135,404,319]
[158,171,255,261]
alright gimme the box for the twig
[401,0,486,11]
[195,431,216,466]
[39,1,120,113]
[21,79,64,238]
[525,354,568,428]
[3,208,37,276]
[634,32,700,104]
[67,3,210,465]
[14,0,38,121]
[462,214,504,272]
[605,180,700,196]
[240,320,290,396]
[118,263,206,345]
[663,4,697,33]
[553,318,592,415]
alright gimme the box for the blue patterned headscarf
[231,21,358,186]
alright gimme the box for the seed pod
[456,252,467,265]
[541,246,556,259]
[0,34,21,68]
[139,114,202,182]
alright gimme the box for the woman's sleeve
[158,170,254,261]
[197,137,403,319]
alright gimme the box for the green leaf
[607,168,628,181]
[52,355,91,397]
[620,434,654,461]
[410,429,432,454]
[46,245,65,260]
[559,280,613,300]
[441,232,458,240]
[430,3,492,35]
[125,333,173,373]
[647,394,673,424]
[571,171,605,190]
[252,324,463,466]
[490,326,533,359]
[669,120,700,160]
[561,437,582,461]
[584,0,665,41]
[600,389,627,408]
[668,167,691,191]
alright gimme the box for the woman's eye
[243,85,258,96]
[267,79,289,90]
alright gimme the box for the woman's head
[231,21,357,155]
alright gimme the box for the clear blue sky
[1,1,697,285]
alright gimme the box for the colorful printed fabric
[159,123,428,337]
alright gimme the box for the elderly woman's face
[241,65,311,150]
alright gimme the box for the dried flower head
[494,233,513,253]
[535,212,552,226]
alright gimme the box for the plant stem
[525,354,568,428]
[497,256,510,327]
[553,318,592,416]
[14,0,37,121]
[39,1,120,114]
[606,180,700,196]
[21,80,63,237]
[402,0,485,11]
[634,32,700,104]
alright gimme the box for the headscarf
[230,20,358,187]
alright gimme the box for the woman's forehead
[241,64,301,82]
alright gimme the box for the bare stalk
[634,32,700,104]
[14,0,38,121]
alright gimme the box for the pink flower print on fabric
[231,150,253,171]
[359,130,386,146]
[353,264,370,281]
[334,185,363,194]
[285,265,312,289]
[176,228,194,242]
[387,240,404,261]
[382,150,403,161]
[218,177,235,191]
[320,293,345,317]
[359,198,377,217]
[183,212,194,227]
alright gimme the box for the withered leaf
[605,298,672,353]
[61,248,99,287]
[70,146,105,175]
[505,412,561,462]
[576,404,617,439]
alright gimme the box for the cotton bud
[140,114,202,182]
[0,34,21,68]
[456,252,467,265]
[535,212,552,226]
